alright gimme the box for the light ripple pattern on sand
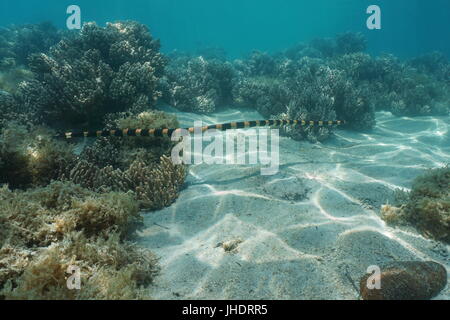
[138,108,449,300]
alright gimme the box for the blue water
[1,0,449,58]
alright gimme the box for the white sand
[138,108,450,300]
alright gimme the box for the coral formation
[65,154,186,211]
[334,32,367,56]
[231,33,448,141]
[0,105,186,209]
[0,67,34,94]
[157,32,448,142]
[1,23,448,141]
[59,110,187,210]
[381,166,450,243]
[280,59,338,141]
[332,52,450,116]
[17,21,166,127]
[106,109,179,153]
[0,22,61,69]
[0,23,59,96]
[0,91,26,130]
[232,55,374,140]
[161,55,235,113]
[286,57,374,131]
[232,76,289,118]
[230,35,376,140]
[409,52,450,84]
[234,51,278,78]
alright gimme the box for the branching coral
[128,155,187,210]
[331,76,375,131]
[233,55,374,141]
[230,33,448,141]
[332,53,449,116]
[409,52,450,83]
[234,51,278,78]
[0,90,37,130]
[162,55,235,113]
[334,32,367,56]
[52,110,187,211]
[0,108,186,211]
[0,22,61,71]
[65,155,186,211]
[389,71,449,116]
[232,76,289,118]
[0,91,19,129]
[298,32,367,60]
[0,23,60,98]
[279,59,338,141]
[17,21,166,128]
[381,166,450,243]
[230,35,376,140]
[157,31,447,142]
[107,109,179,154]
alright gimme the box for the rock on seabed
[360,261,447,300]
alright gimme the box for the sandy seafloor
[137,107,450,300]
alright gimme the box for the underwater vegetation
[0,182,159,299]
[381,166,450,243]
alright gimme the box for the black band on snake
[58,119,346,139]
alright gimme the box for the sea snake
[58,119,346,139]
